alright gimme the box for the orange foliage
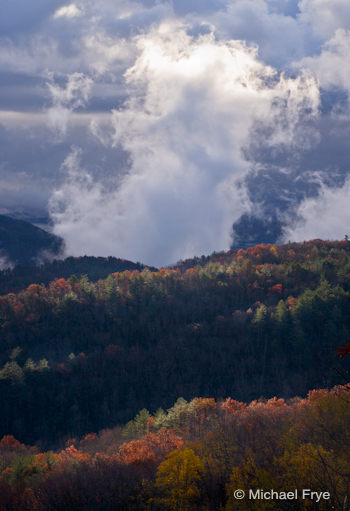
[80,433,97,447]
[247,244,271,257]
[57,445,90,466]
[307,389,329,402]
[117,428,183,466]
[268,283,283,294]
[26,284,42,295]
[286,296,297,311]
[0,435,23,451]
[193,398,217,423]
[266,397,286,408]
[31,453,58,473]
[49,278,71,296]
[221,398,247,415]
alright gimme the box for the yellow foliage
[155,448,203,511]
[270,245,278,257]
[276,443,347,509]
[226,457,278,511]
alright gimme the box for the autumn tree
[155,448,204,511]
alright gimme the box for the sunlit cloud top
[1,0,350,264]
[53,4,82,19]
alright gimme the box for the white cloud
[53,4,82,19]
[210,0,312,67]
[284,178,350,241]
[297,29,350,96]
[0,253,14,270]
[50,23,319,266]
[83,33,135,75]
[299,0,350,40]
[4,0,350,255]
[46,72,93,136]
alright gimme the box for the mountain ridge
[0,214,63,266]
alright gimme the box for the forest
[0,239,350,508]
[0,255,154,296]
[0,385,349,510]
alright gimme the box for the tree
[155,448,203,511]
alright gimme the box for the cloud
[0,253,14,271]
[298,0,350,40]
[284,178,350,241]
[46,72,93,136]
[208,0,314,67]
[2,0,350,259]
[297,29,350,97]
[50,23,319,266]
[267,0,299,17]
[53,4,82,19]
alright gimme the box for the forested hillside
[1,385,349,510]
[0,239,350,448]
[0,255,156,295]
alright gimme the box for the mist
[50,23,319,266]
[2,0,350,264]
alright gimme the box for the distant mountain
[0,214,63,266]
[0,255,157,295]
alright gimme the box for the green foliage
[0,386,350,510]
[253,304,268,323]
[0,361,24,383]
[123,409,151,439]
[9,346,22,360]
[0,239,349,445]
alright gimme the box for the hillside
[0,215,63,266]
[1,385,349,510]
[0,255,157,296]
[0,239,349,448]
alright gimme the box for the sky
[1,0,350,266]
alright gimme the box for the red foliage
[26,284,42,295]
[193,398,217,419]
[268,283,283,294]
[307,389,328,401]
[337,342,350,359]
[0,435,23,451]
[0,435,38,468]
[117,428,183,466]
[56,445,90,467]
[247,244,271,257]
[49,278,71,296]
[80,433,98,447]
[221,398,247,415]
[286,296,297,311]
[266,397,286,408]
